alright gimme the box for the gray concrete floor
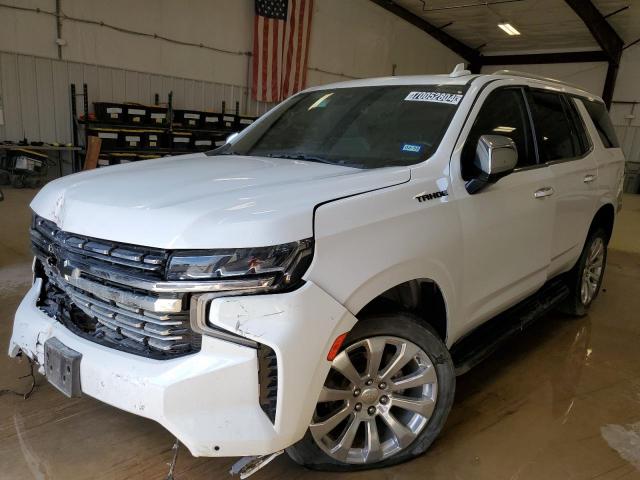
[1,188,639,480]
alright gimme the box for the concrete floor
[1,187,639,480]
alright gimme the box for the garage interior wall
[0,0,462,146]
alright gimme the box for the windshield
[212,85,467,169]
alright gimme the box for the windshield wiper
[266,152,338,165]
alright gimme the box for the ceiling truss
[369,0,625,105]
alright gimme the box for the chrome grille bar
[32,214,200,358]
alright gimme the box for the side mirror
[226,132,239,144]
[466,134,518,194]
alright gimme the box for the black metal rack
[69,83,248,172]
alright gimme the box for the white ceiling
[392,0,639,55]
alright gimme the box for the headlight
[166,239,313,291]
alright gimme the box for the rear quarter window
[580,99,620,148]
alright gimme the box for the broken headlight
[166,239,314,291]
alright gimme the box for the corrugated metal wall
[611,102,640,193]
[611,102,640,162]
[0,51,274,145]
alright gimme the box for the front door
[449,84,556,335]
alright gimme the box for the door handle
[584,174,597,183]
[534,187,554,198]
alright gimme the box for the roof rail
[491,69,586,92]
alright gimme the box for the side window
[461,88,535,180]
[581,99,620,148]
[529,90,581,162]
[564,96,591,156]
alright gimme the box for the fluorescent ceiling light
[498,23,521,36]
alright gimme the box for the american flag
[252,0,314,103]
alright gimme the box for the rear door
[527,89,598,276]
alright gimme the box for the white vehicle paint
[9,68,624,468]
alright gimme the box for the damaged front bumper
[9,277,357,457]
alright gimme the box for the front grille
[32,215,201,359]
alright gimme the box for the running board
[451,278,570,376]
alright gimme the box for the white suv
[9,66,624,473]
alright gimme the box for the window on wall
[461,88,536,180]
[529,90,582,162]
[580,99,620,148]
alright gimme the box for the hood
[31,153,410,249]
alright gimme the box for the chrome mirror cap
[226,132,240,144]
[474,134,518,176]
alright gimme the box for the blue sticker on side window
[402,143,422,153]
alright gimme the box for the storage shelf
[82,149,197,155]
[77,119,233,136]
[0,145,82,151]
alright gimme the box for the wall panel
[0,51,271,145]
[18,55,40,140]
[35,57,56,142]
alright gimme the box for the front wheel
[287,313,455,471]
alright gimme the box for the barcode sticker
[240,119,253,125]
[184,113,200,119]
[128,108,146,115]
[110,113,118,119]
[195,140,212,146]
[205,116,218,123]
[131,116,141,122]
[125,136,141,142]
[404,91,463,105]
[223,115,235,122]
[106,107,122,113]
[174,137,190,143]
[151,113,166,119]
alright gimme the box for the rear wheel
[287,313,455,471]
[559,227,607,316]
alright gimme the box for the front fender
[308,175,464,347]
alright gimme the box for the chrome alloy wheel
[310,336,438,464]
[581,237,604,305]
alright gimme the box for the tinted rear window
[530,90,581,162]
[581,99,620,148]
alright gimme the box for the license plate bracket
[44,337,82,397]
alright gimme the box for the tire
[286,312,455,471]
[559,227,608,316]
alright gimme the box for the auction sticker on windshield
[404,91,463,104]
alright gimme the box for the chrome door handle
[534,187,554,198]
[584,174,597,183]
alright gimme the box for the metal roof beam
[564,0,623,63]
[564,0,624,107]
[369,0,481,65]
[481,50,609,65]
